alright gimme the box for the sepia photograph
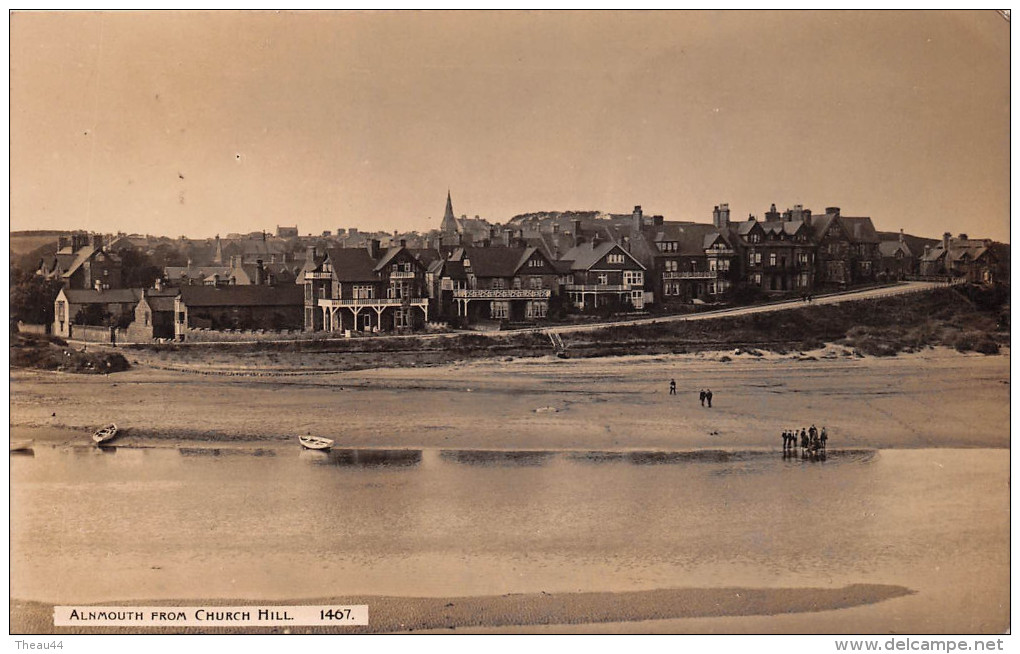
[8,9,1011,648]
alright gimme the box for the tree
[118,248,163,288]
[9,275,64,325]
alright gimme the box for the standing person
[781,430,788,451]
[820,427,828,450]
[669,379,676,395]
[800,428,808,452]
[699,389,706,406]
[706,389,713,408]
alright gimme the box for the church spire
[441,189,459,233]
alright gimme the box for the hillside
[9,231,62,255]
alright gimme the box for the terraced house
[303,239,430,333]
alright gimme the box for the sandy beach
[9,347,1011,635]
[10,346,1010,451]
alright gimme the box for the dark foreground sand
[10,584,913,634]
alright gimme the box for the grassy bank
[565,285,1008,359]
[114,286,1008,373]
[9,333,130,374]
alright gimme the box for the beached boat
[298,435,334,450]
[92,424,118,445]
[10,440,34,452]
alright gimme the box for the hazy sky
[10,10,1010,241]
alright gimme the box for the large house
[37,233,123,290]
[302,240,431,333]
[52,287,140,338]
[919,233,1004,283]
[445,245,560,323]
[556,211,648,311]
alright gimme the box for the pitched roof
[559,240,645,271]
[179,285,303,307]
[840,216,880,244]
[63,288,142,305]
[461,246,538,277]
[878,240,912,257]
[324,248,379,282]
[372,246,406,272]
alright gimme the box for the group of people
[666,380,714,407]
[783,425,827,454]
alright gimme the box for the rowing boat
[298,435,334,450]
[93,424,118,445]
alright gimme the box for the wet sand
[10,347,1010,451]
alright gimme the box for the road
[539,281,948,337]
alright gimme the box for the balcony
[304,271,333,280]
[662,271,718,280]
[564,284,630,292]
[318,297,427,308]
[453,289,551,299]
[389,271,416,279]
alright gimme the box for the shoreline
[10,584,921,634]
[10,347,1011,452]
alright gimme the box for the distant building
[277,225,299,238]
[37,232,123,290]
[920,233,1004,283]
[174,285,304,338]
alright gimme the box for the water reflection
[311,448,423,468]
[440,449,554,466]
[179,447,277,457]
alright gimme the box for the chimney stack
[653,215,664,227]
[899,228,905,243]
[399,238,407,248]
[255,259,265,285]
[958,233,968,241]
[572,219,583,247]
[826,207,841,217]
[632,205,644,233]
[368,239,381,259]
[714,203,731,229]
[942,232,951,252]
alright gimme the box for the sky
[9,10,1011,241]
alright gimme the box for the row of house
[42,198,1006,342]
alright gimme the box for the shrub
[975,340,1000,355]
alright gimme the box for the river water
[10,438,1009,629]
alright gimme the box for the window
[665,260,678,272]
[753,273,762,286]
[492,278,506,290]
[394,309,411,328]
[597,273,609,285]
[144,312,150,326]
[769,253,777,267]
[526,301,547,318]
[491,301,509,319]
[529,276,544,290]
[708,259,717,272]
[353,285,374,299]
[799,253,810,265]
[717,259,730,271]
[512,277,522,290]
[528,258,543,268]
[607,253,625,264]
[630,290,645,309]
[623,271,643,287]
[750,233,761,243]
[57,301,65,321]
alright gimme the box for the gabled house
[38,233,123,290]
[559,232,647,311]
[651,219,736,303]
[810,208,879,288]
[303,240,431,333]
[125,288,179,342]
[878,230,915,280]
[920,233,1003,283]
[448,245,559,324]
[729,204,816,294]
[53,287,141,339]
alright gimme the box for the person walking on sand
[706,389,713,408]
[699,389,706,406]
[669,379,676,395]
